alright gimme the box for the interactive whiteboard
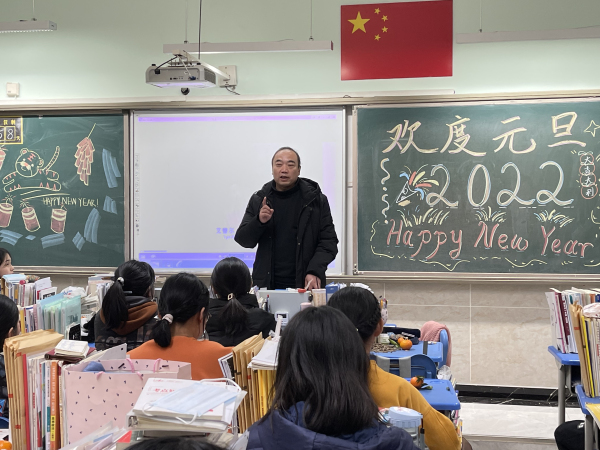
[132,109,345,273]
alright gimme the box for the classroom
[1,0,600,449]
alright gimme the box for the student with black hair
[206,257,276,346]
[247,305,418,450]
[128,436,224,450]
[0,249,13,277]
[329,287,461,450]
[0,294,20,416]
[94,260,158,351]
[128,272,232,380]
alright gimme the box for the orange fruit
[410,376,425,388]
[0,441,12,450]
[400,339,413,350]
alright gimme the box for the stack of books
[4,334,127,450]
[546,288,600,354]
[127,378,245,441]
[569,302,600,397]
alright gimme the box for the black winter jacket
[206,293,276,347]
[234,178,338,289]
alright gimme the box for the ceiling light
[0,20,57,33]
[163,41,333,54]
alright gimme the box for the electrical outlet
[217,66,237,87]
[6,82,19,97]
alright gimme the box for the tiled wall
[53,275,560,388]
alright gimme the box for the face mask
[147,382,238,422]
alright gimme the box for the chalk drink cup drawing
[0,196,13,228]
[51,206,67,233]
[21,201,40,232]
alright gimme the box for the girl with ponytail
[128,273,232,380]
[328,287,461,450]
[94,260,157,351]
[206,257,276,346]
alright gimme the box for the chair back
[411,354,437,379]
[439,329,449,366]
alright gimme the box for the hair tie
[162,314,173,324]
[117,277,125,285]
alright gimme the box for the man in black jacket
[234,147,338,290]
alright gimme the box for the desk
[407,378,460,414]
[548,346,580,425]
[373,342,443,364]
[576,385,600,450]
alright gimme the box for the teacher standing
[235,147,338,290]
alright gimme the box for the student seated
[0,295,19,417]
[247,306,418,450]
[206,257,275,346]
[94,260,158,351]
[329,287,461,450]
[0,248,13,277]
[128,273,232,380]
[129,436,224,450]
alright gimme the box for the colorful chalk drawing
[395,166,439,207]
[2,147,62,195]
[84,208,101,244]
[41,233,65,249]
[75,125,96,186]
[72,232,85,251]
[103,196,117,214]
[102,148,121,189]
[534,210,574,228]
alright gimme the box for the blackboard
[356,99,600,274]
[0,114,126,267]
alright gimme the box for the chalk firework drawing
[75,125,96,186]
[51,204,67,234]
[0,195,13,228]
[21,201,40,232]
[395,166,438,207]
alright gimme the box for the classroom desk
[548,346,580,425]
[373,342,443,364]
[406,378,460,414]
[575,385,600,450]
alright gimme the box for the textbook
[54,339,88,358]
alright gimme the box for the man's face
[272,150,300,191]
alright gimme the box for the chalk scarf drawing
[395,166,438,207]
[2,147,62,194]
[75,124,96,186]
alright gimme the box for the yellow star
[375,8,380,14]
[382,15,388,21]
[585,120,600,137]
[375,34,381,41]
[382,26,388,32]
[348,12,370,33]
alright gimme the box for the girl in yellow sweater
[329,287,461,450]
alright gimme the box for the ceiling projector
[145,64,216,88]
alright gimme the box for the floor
[461,403,585,449]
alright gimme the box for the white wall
[1,0,600,100]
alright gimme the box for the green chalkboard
[0,114,125,267]
[356,99,600,274]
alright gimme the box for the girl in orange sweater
[329,287,461,450]
[128,273,232,380]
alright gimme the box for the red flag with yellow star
[341,1,452,80]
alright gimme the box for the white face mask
[147,382,238,420]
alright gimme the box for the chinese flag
[341,1,453,80]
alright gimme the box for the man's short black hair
[272,147,301,168]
